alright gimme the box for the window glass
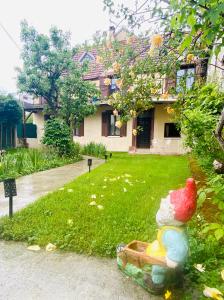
[164,123,180,138]
[176,67,195,92]
[109,78,119,94]
[109,114,120,136]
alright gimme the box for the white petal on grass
[67,189,74,193]
[100,195,104,198]
[123,187,127,192]
[221,269,224,281]
[46,243,57,252]
[27,245,41,251]
[124,174,132,177]
[104,178,107,182]
[91,194,96,199]
[97,205,104,210]
[59,187,64,191]
[203,286,223,299]
[102,186,107,189]
[67,219,73,226]
[194,264,205,272]
[89,201,97,206]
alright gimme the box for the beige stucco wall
[207,47,224,91]
[150,104,186,154]
[26,112,45,148]
[73,105,132,152]
[73,104,186,154]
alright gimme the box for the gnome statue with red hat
[144,178,197,293]
[117,178,197,295]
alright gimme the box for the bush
[82,142,106,158]
[42,118,74,156]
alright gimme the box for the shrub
[42,118,73,156]
[82,142,106,158]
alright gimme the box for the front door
[137,113,151,148]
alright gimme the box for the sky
[0,0,112,93]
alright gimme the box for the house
[72,27,208,154]
[24,27,208,154]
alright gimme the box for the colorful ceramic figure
[117,178,197,295]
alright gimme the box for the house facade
[23,28,208,155]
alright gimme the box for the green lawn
[0,153,190,257]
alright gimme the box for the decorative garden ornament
[117,178,197,295]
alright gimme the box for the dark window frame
[164,123,181,138]
[108,111,120,136]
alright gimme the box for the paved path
[0,241,160,300]
[0,157,103,217]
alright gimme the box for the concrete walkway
[0,241,160,300]
[0,157,103,217]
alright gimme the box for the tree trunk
[214,107,224,151]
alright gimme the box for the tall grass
[82,142,106,158]
[0,147,81,181]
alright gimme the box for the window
[109,113,120,136]
[109,78,119,95]
[74,120,84,137]
[79,53,94,63]
[164,123,180,138]
[176,66,195,92]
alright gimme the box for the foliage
[103,0,224,57]
[81,142,107,158]
[0,147,81,181]
[0,153,190,257]
[174,83,224,167]
[17,21,98,128]
[42,118,76,156]
[0,93,22,125]
[181,217,224,299]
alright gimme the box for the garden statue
[117,178,197,295]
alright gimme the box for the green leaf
[214,228,224,241]
[187,14,196,27]
[198,191,206,207]
[179,35,192,52]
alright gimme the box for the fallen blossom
[67,219,73,226]
[91,194,96,199]
[124,174,132,177]
[104,78,111,86]
[46,243,57,252]
[89,201,97,206]
[115,120,123,129]
[221,269,224,281]
[100,195,104,198]
[151,34,163,48]
[67,189,74,193]
[27,245,41,251]
[117,176,120,180]
[97,205,104,210]
[123,187,127,192]
[186,53,194,63]
[164,290,172,300]
[104,178,108,182]
[203,286,223,299]
[102,186,107,189]
[132,129,137,136]
[113,109,119,116]
[112,62,121,73]
[59,187,64,191]
[194,264,205,272]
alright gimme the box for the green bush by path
[0,153,190,257]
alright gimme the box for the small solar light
[105,154,108,162]
[88,158,92,172]
[3,178,17,218]
[110,153,112,158]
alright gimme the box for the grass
[0,147,81,181]
[0,153,190,257]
